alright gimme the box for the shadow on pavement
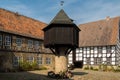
[72,72,88,76]
[0,70,75,80]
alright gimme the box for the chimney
[106,16,110,21]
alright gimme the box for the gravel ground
[0,69,120,80]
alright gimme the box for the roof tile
[0,8,47,39]
[79,16,120,47]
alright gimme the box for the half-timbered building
[68,16,120,67]
[0,8,54,71]
[1,8,120,71]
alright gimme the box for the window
[34,41,39,49]
[76,48,79,53]
[107,58,111,65]
[5,36,11,46]
[68,53,73,64]
[27,56,34,63]
[98,47,102,53]
[94,58,102,65]
[28,40,33,48]
[16,38,22,47]
[13,56,21,66]
[83,47,86,51]
[112,58,115,61]
[97,58,102,64]
[86,47,90,57]
[37,57,42,65]
[111,46,115,52]
[86,58,90,64]
[103,57,106,61]
[80,48,82,52]
[91,47,94,53]
[94,47,98,53]
[76,48,82,61]
[102,47,106,53]
[107,46,111,53]
[46,57,51,64]
[87,47,90,53]
[94,58,97,64]
[83,58,87,64]
[0,35,2,45]
[91,50,94,53]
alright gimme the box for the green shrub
[39,66,47,70]
[99,64,108,71]
[99,64,115,72]
[107,66,114,72]
[99,64,102,70]
[93,68,98,71]
[114,69,120,72]
[90,66,93,70]
[19,61,38,71]
[114,66,120,72]
[30,62,38,70]
[84,66,89,70]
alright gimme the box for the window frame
[13,56,21,66]
[37,56,42,65]
[28,40,33,48]
[102,47,107,53]
[27,56,34,63]
[0,35,2,45]
[34,41,39,50]
[5,36,11,46]
[16,38,22,47]
[46,57,51,64]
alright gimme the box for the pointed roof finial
[60,1,64,7]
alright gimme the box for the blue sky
[0,0,120,24]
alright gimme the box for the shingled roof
[43,9,79,31]
[50,9,74,24]
[0,8,47,40]
[79,16,120,47]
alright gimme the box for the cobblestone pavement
[0,69,120,80]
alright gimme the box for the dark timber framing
[0,31,43,53]
[74,46,117,66]
[68,16,120,67]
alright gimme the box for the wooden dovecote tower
[43,9,80,73]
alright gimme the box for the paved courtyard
[0,69,120,80]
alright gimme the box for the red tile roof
[79,16,120,47]
[0,8,47,39]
